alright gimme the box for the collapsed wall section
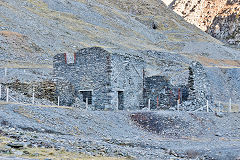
[144,76,173,109]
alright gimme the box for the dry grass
[23,0,217,52]
[20,147,126,160]
[0,1,17,11]
[184,55,240,68]
[0,31,24,38]
[0,60,53,68]
[0,0,231,69]
[14,106,34,119]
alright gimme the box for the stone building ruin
[53,47,144,110]
[53,47,213,111]
[143,61,213,111]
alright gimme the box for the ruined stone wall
[144,76,172,109]
[110,54,144,110]
[143,61,211,111]
[53,53,75,106]
[183,61,213,111]
[74,47,112,110]
[144,76,189,110]
[53,47,111,109]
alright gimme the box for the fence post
[177,99,180,112]
[6,87,9,102]
[0,84,1,100]
[206,100,209,112]
[178,88,181,104]
[4,67,7,76]
[57,96,60,106]
[116,100,118,111]
[86,98,88,110]
[148,99,151,110]
[218,102,221,112]
[32,87,35,104]
[229,98,232,112]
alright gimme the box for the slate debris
[0,104,239,159]
[7,142,24,149]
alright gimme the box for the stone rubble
[0,104,239,159]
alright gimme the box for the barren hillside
[1,0,240,68]
[1,0,240,104]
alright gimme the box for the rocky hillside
[1,0,240,104]
[208,1,240,46]
[166,0,240,46]
[1,0,240,68]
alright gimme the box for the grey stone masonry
[53,47,144,110]
[143,76,189,110]
[181,61,213,111]
[144,76,173,109]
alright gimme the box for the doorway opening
[80,91,92,104]
[118,91,124,110]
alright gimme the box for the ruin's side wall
[53,54,76,106]
[110,54,144,110]
[188,61,213,102]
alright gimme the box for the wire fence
[0,83,94,110]
[1,67,240,112]
[0,84,67,108]
[0,67,73,109]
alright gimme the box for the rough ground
[0,104,239,159]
